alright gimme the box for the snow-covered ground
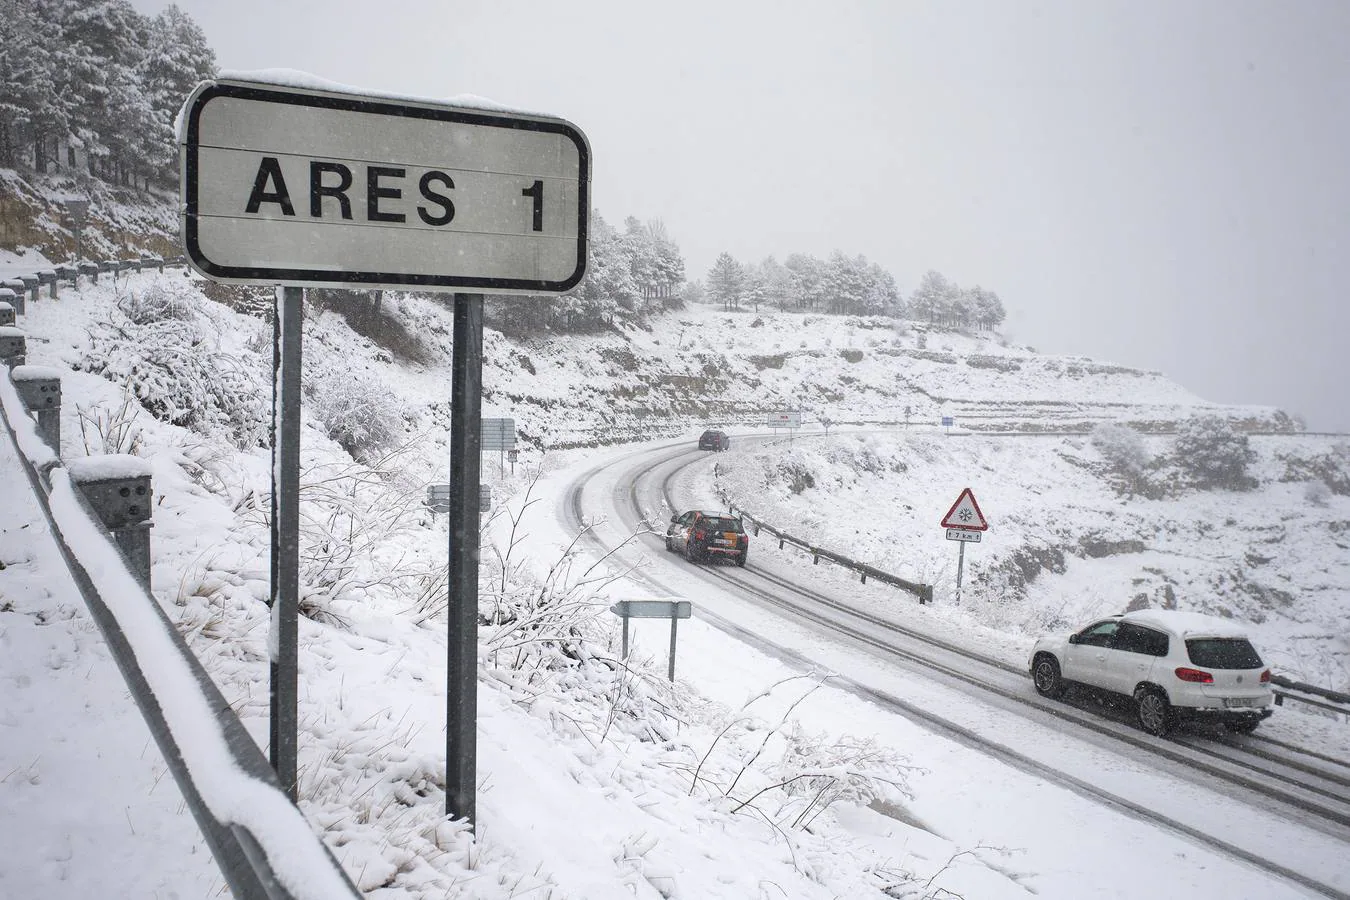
[3,259,1348,898]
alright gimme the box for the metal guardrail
[0,269,360,899]
[725,502,934,604]
[1270,675,1350,718]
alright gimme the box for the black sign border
[182,81,589,293]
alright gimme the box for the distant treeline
[0,0,217,190]
[698,252,1007,330]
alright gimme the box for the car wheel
[735,548,747,567]
[1223,720,1261,735]
[684,542,699,564]
[664,535,674,552]
[1134,686,1173,737]
[1031,654,1064,698]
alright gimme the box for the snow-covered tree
[707,252,744,311]
[908,270,950,325]
[1174,415,1256,490]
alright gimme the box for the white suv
[1029,609,1274,736]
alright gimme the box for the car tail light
[1174,667,1214,684]
[1260,669,1271,683]
[693,530,705,541]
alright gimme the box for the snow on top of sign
[217,68,547,116]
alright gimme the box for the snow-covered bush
[1305,480,1332,507]
[116,280,197,324]
[1173,415,1256,490]
[1090,423,1149,475]
[79,283,269,449]
[306,366,408,462]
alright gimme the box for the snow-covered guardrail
[1269,675,1350,720]
[725,502,935,605]
[0,267,360,900]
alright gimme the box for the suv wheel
[685,541,701,564]
[1031,654,1064,698]
[735,547,747,567]
[1134,686,1173,737]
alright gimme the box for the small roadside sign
[481,417,516,451]
[946,528,982,543]
[767,411,801,428]
[940,487,988,531]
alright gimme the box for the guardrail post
[0,296,15,326]
[38,269,58,299]
[20,274,40,306]
[79,261,99,284]
[67,457,154,590]
[1,281,24,315]
[1,327,26,368]
[11,365,61,452]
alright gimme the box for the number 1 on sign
[521,180,543,231]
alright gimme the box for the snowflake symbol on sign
[959,509,973,522]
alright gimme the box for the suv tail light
[1174,667,1214,684]
[692,530,705,541]
[1260,669,1271,683]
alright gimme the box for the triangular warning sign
[940,488,988,531]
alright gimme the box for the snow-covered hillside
[4,256,1347,898]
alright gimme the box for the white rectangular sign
[180,79,590,293]
[767,411,802,428]
[481,417,516,450]
[946,528,982,543]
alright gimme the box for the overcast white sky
[139,0,1350,431]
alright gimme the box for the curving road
[559,436,1350,899]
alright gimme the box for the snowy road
[555,435,1350,899]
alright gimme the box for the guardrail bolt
[67,458,154,590]
[11,366,61,452]
[0,327,26,368]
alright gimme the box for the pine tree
[707,252,744,311]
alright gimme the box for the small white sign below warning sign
[940,487,988,531]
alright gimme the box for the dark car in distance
[699,429,730,451]
[666,510,748,565]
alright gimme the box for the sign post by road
[610,600,693,682]
[940,487,988,604]
[767,410,802,443]
[61,199,89,264]
[481,416,517,477]
[180,76,589,826]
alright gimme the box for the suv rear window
[1185,638,1263,669]
[703,517,743,533]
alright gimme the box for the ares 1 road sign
[940,487,988,531]
[179,78,590,293]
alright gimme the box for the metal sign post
[610,600,692,682]
[62,199,88,263]
[940,488,989,606]
[179,76,590,829]
[269,285,302,800]
[446,293,483,824]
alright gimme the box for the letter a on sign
[940,488,988,531]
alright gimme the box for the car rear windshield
[704,517,743,533]
[1185,638,1263,670]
